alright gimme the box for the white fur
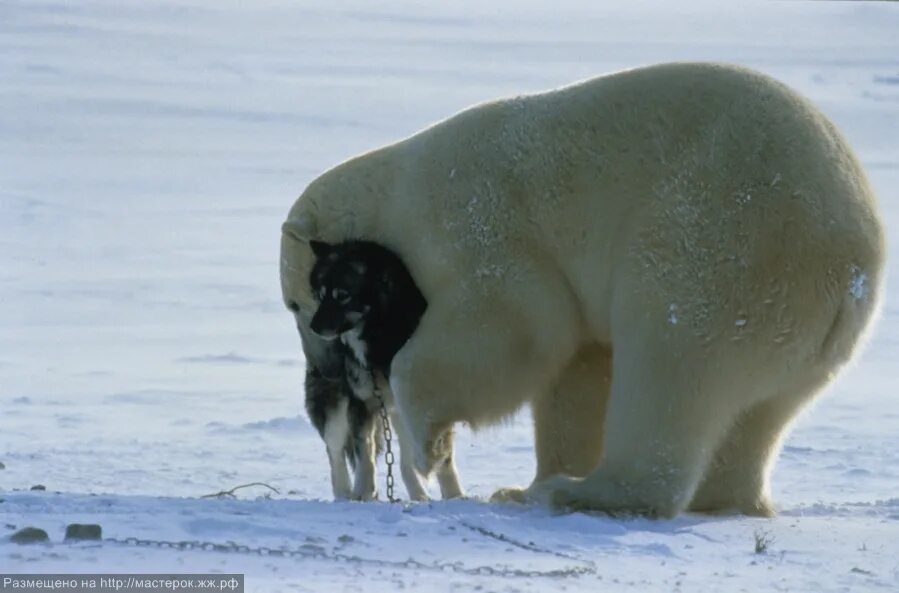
[390,408,430,501]
[282,63,885,517]
[340,326,369,372]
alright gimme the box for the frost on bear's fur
[281,62,885,517]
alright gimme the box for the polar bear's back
[407,62,878,244]
[510,63,883,344]
[386,63,883,353]
[291,63,883,355]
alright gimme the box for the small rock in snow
[30,484,46,491]
[10,527,49,544]
[65,523,103,541]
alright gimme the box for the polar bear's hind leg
[690,289,880,516]
[687,390,812,517]
[529,336,745,517]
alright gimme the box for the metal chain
[102,535,596,579]
[371,370,397,503]
[92,368,596,579]
[457,520,594,565]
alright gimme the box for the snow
[850,266,869,301]
[668,304,679,325]
[2,1,898,591]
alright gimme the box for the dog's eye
[333,288,351,304]
[286,301,300,313]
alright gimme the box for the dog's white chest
[341,326,368,366]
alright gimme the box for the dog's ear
[309,240,331,258]
[281,214,316,242]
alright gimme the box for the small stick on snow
[201,482,280,499]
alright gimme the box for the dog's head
[307,240,374,339]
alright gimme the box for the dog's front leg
[350,419,378,501]
[322,410,352,500]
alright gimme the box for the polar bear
[280,62,884,517]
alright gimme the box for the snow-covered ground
[2,1,898,591]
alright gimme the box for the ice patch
[177,352,259,364]
[242,416,308,432]
[873,75,899,86]
[206,416,308,434]
[667,304,678,325]
[735,318,747,327]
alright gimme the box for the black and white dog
[293,239,462,501]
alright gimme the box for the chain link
[457,521,594,566]
[103,535,596,579]
[371,370,397,503]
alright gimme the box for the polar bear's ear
[281,214,316,242]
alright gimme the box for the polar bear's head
[280,149,396,314]
[280,186,352,316]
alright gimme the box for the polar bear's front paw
[350,485,377,502]
[489,487,530,504]
[526,475,579,507]
[491,476,583,508]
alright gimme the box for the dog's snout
[309,312,340,340]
